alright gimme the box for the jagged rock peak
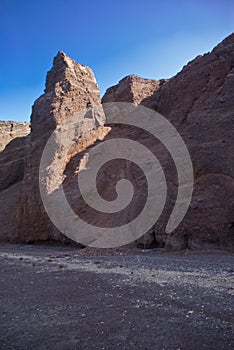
[31,51,101,137]
[45,51,99,96]
[102,74,167,104]
[52,51,86,70]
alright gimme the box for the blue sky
[0,0,233,122]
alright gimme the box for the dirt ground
[0,243,233,350]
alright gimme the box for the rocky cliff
[103,33,234,250]
[0,121,30,152]
[0,34,233,251]
[102,75,167,105]
[0,52,104,243]
[0,122,30,239]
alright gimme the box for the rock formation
[103,33,234,251]
[0,122,30,239]
[102,75,167,105]
[0,34,233,251]
[0,121,30,152]
[0,52,104,243]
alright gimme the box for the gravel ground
[0,243,233,350]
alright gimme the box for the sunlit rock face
[0,52,103,243]
[102,75,167,105]
[0,34,233,251]
[0,121,30,152]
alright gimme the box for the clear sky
[0,0,233,122]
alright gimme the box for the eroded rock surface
[0,52,103,242]
[0,35,233,251]
[0,121,30,152]
[102,34,234,251]
[0,122,30,239]
[102,75,167,104]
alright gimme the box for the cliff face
[102,75,167,105]
[0,121,30,152]
[21,51,105,243]
[148,34,234,250]
[0,121,30,193]
[0,122,30,239]
[0,52,104,242]
[0,35,233,250]
[103,33,234,250]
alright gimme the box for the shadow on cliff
[0,135,29,192]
